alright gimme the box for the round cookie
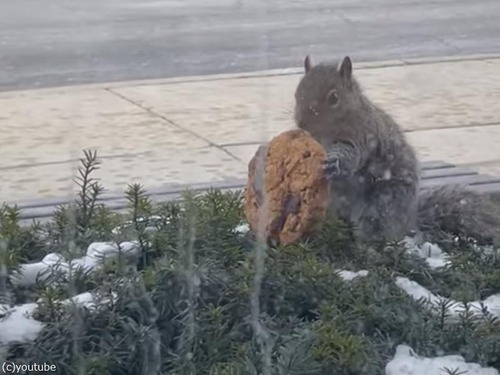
[244,129,329,246]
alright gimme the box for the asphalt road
[1,0,500,91]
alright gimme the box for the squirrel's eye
[327,90,339,106]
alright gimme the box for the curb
[14,160,500,224]
[2,53,500,96]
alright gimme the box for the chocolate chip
[284,195,301,215]
[269,194,301,235]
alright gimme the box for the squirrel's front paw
[323,156,341,179]
[323,149,354,179]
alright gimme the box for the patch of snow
[233,222,250,235]
[62,290,116,310]
[469,243,500,260]
[0,303,43,346]
[386,344,499,375]
[86,241,139,259]
[337,269,369,281]
[112,215,163,235]
[2,240,138,347]
[395,277,500,319]
[10,241,140,287]
[65,292,96,308]
[403,237,450,269]
[0,304,9,317]
[10,252,68,287]
[0,290,113,347]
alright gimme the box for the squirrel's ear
[304,55,312,73]
[339,56,352,80]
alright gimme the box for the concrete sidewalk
[2,54,500,205]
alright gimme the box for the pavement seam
[104,87,243,162]
[219,141,265,148]
[3,120,494,172]
[403,121,500,133]
[1,120,498,172]
[221,148,251,165]
[105,87,215,145]
[216,121,500,148]
[464,158,500,167]
[399,54,500,65]
[0,151,156,171]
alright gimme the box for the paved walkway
[2,55,500,204]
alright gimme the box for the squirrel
[293,55,500,245]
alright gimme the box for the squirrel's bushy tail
[417,185,500,244]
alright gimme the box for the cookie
[244,129,329,246]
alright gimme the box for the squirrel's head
[294,55,360,140]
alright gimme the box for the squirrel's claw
[323,157,341,179]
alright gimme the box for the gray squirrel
[294,55,500,244]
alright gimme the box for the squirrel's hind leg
[356,181,418,243]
